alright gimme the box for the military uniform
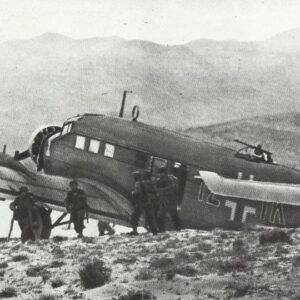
[64,187,88,237]
[130,176,158,235]
[10,190,36,243]
[157,174,181,232]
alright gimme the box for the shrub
[0,286,17,298]
[118,290,156,300]
[26,265,46,277]
[79,257,111,289]
[292,255,300,268]
[52,236,68,243]
[173,265,197,277]
[149,257,174,270]
[49,260,65,268]
[41,270,51,283]
[82,237,95,244]
[219,258,247,274]
[0,269,5,277]
[232,239,248,256]
[38,294,56,300]
[135,269,154,281]
[51,277,64,288]
[259,229,292,245]
[12,254,29,262]
[0,262,8,269]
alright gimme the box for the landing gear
[32,207,52,239]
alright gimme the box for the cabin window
[88,139,101,154]
[75,135,86,150]
[104,143,115,158]
[61,123,73,136]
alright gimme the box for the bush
[118,290,156,300]
[26,265,46,277]
[38,294,56,300]
[79,257,111,289]
[259,229,292,245]
[292,255,300,268]
[49,260,65,268]
[0,286,17,298]
[52,236,68,243]
[51,277,64,288]
[149,257,174,270]
[0,262,8,269]
[173,265,197,277]
[219,258,247,274]
[12,254,29,262]
[232,239,248,256]
[135,269,154,281]
[0,269,5,277]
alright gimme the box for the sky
[0,0,299,44]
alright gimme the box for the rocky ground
[0,228,299,300]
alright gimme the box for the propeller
[15,125,61,171]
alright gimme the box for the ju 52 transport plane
[0,92,300,238]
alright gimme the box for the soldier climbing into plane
[156,166,181,232]
[129,171,158,235]
[64,180,89,238]
[9,186,37,243]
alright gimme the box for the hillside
[0,29,300,153]
[0,228,299,299]
[185,112,300,169]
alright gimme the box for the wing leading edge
[0,165,133,227]
[199,171,300,206]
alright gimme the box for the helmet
[69,180,78,187]
[19,186,29,193]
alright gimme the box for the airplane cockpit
[234,139,276,164]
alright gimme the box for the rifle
[86,209,89,224]
[234,139,272,155]
[7,213,15,241]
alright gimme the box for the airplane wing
[199,171,300,206]
[0,161,133,227]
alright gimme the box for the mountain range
[0,28,299,153]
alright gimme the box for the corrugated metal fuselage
[43,115,300,229]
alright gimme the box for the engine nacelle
[29,125,62,170]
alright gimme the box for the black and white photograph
[0,0,299,299]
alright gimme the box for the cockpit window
[61,123,73,136]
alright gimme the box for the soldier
[129,171,158,235]
[9,186,36,243]
[64,180,88,238]
[97,221,115,236]
[156,167,181,232]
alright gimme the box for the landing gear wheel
[32,207,52,239]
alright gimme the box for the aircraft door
[171,162,187,205]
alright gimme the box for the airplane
[0,91,300,238]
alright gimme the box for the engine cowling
[15,125,61,171]
[29,125,62,170]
